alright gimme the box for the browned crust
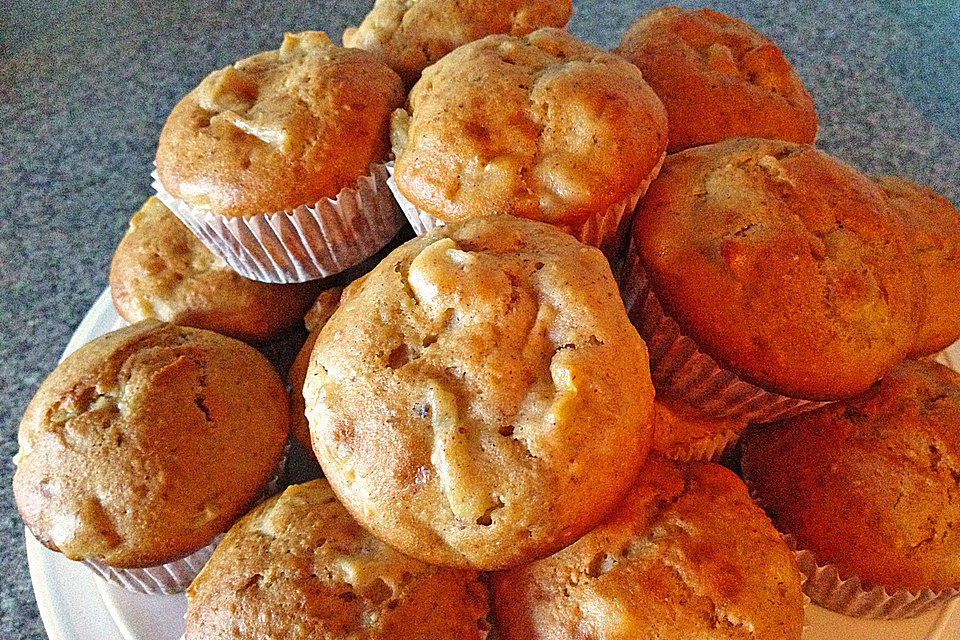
[632,138,920,400]
[343,0,573,88]
[156,32,404,218]
[492,457,805,640]
[742,359,960,592]
[617,6,817,153]
[875,175,960,356]
[13,321,289,567]
[392,28,667,225]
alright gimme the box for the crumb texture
[617,6,817,152]
[185,479,490,640]
[343,0,572,87]
[157,31,404,217]
[392,28,667,225]
[742,358,960,592]
[304,216,654,569]
[492,457,805,640]
[13,321,289,567]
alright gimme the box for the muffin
[343,0,573,88]
[651,396,747,462]
[491,456,805,640]
[288,287,343,461]
[875,175,960,357]
[390,28,668,257]
[741,359,960,618]
[13,321,289,593]
[110,197,322,342]
[154,31,406,283]
[304,216,655,570]
[623,138,921,421]
[616,6,817,153]
[185,479,490,640]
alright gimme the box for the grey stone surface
[0,1,957,638]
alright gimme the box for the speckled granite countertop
[1,1,957,637]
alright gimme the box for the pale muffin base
[81,446,288,594]
[621,241,830,423]
[386,153,665,259]
[660,429,742,463]
[153,163,403,284]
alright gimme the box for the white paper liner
[786,535,960,620]
[152,163,403,284]
[621,240,830,423]
[82,445,289,594]
[386,152,665,259]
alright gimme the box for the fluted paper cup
[153,163,403,284]
[386,153,665,260]
[788,535,959,619]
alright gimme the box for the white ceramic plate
[26,287,960,640]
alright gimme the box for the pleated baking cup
[82,445,289,594]
[786,535,960,619]
[152,163,403,284]
[620,244,830,423]
[386,153,665,259]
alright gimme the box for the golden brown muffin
[391,28,667,227]
[343,0,572,88]
[652,396,747,461]
[288,287,343,458]
[13,321,289,568]
[110,197,322,342]
[492,457,805,640]
[742,358,960,592]
[631,138,921,400]
[156,31,404,218]
[616,6,817,153]
[876,175,960,357]
[304,216,655,570]
[185,479,490,640]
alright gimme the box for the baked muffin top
[391,28,667,225]
[742,359,960,592]
[13,321,289,567]
[617,6,817,153]
[343,0,572,88]
[156,31,404,218]
[876,175,960,357]
[651,396,747,461]
[304,216,655,570]
[288,287,343,458]
[492,456,805,640]
[110,197,322,342]
[632,138,920,400]
[185,479,489,640]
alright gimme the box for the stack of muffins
[13,1,960,637]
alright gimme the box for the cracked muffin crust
[630,138,921,400]
[875,175,960,357]
[185,479,490,640]
[616,6,817,153]
[304,216,655,570]
[110,197,322,342]
[491,456,805,640]
[343,0,572,88]
[391,28,667,228]
[742,359,960,592]
[156,31,404,218]
[13,321,289,568]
